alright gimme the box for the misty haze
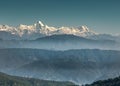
[0,0,120,86]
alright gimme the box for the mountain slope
[0,72,75,86]
[88,34,120,42]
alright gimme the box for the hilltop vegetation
[0,72,75,86]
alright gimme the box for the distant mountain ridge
[0,34,119,50]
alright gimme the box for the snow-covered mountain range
[0,21,98,40]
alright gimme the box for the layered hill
[0,48,120,84]
[0,34,119,50]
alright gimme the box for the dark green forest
[85,76,120,86]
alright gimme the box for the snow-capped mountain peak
[0,20,98,40]
[37,21,45,27]
[79,26,89,32]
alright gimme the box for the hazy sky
[0,0,120,34]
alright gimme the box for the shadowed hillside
[85,76,120,86]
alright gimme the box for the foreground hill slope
[0,72,75,86]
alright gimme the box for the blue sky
[0,0,120,34]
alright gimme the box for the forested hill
[0,72,76,86]
[85,76,120,86]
